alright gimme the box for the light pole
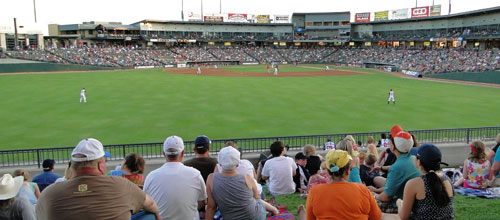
[220,0,221,14]
[33,0,37,23]
[181,0,184,21]
[14,18,19,50]
[201,0,204,21]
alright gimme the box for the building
[0,25,44,52]
[292,12,351,45]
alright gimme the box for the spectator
[108,153,146,189]
[36,138,160,220]
[398,144,454,220]
[361,154,386,193]
[374,143,397,178]
[32,159,62,192]
[294,152,311,193]
[454,141,490,189]
[306,161,331,192]
[54,161,73,183]
[302,150,381,220]
[374,125,421,213]
[323,138,336,150]
[12,170,39,206]
[261,141,297,195]
[144,135,207,220]
[487,132,500,163]
[0,174,36,220]
[206,147,278,220]
[337,138,362,183]
[304,144,322,175]
[377,133,390,149]
[183,135,218,183]
[366,136,379,159]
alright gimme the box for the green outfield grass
[0,65,499,149]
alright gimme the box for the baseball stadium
[1,1,500,219]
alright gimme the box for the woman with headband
[454,141,490,189]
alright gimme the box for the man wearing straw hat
[0,174,36,220]
[36,138,161,220]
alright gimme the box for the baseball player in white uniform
[274,66,278,77]
[197,66,201,74]
[388,89,395,104]
[325,65,330,70]
[80,88,86,103]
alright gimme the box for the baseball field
[0,64,499,150]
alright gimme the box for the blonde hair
[13,169,29,181]
[337,139,353,156]
[367,136,374,144]
[468,141,487,163]
[303,144,317,157]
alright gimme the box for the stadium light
[181,0,184,21]
[220,0,221,14]
[33,0,37,23]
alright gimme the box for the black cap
[295,152,307,160]
[194,135,211,149]
[411,144,449,167]
[42,159,56,171]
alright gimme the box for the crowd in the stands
[5,45,500,74]
[2,128,500,219]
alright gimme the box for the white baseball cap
[163,136,185,155]
[0,174,24,200]
[218,146,240,171]
[391,125,414,153]
[72,138,106,162]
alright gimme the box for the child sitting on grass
[454,141,490,189]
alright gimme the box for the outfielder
[325,65,330,71]
[388,89,395,104]
[197,66,201,74]
[274,66,279,77]
[80,88,86,103]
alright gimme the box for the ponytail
[425,171,450,207]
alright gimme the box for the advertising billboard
[374,11,389,21]
[391,8,408,20]
[354,13,370,22]
[228,13,248,22]
[274,15,289,23]
[204,16,224,22]
[431,5,441,16]
[255,15,270,23]
[411,6,430,18]
[187,12,202,21]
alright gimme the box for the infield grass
[0,65,499,149]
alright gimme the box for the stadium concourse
[5,45,499,75]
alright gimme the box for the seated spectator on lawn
[304,144,322,175]
[366,136,379,159]
[377,133,390,149]
[144,135,207,220]
[324,138,336,150]
[337,138,362,183]
[398,143,454,220]
[55,161,73,183]
[36,138,160,220]
[0,174,36,220]
[294,152,311,193]
[261,141,297,195]
[303,150,381,220]
[12,170,39,206]
[32,159,62,192]
[360,154,386,193]
[306,161,331,192]
[487,133,500,163]
[184,135,218,183]
[454,141,490,189]
[206,147,278,220]
[374,125,421,213]
[108,153,146,189]
[374,142,398,178]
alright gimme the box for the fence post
[122,145,126,158]
[466,128,470,144]
[36,149,41,168]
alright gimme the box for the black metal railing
[0,126,498,168]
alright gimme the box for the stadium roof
[292,12,350,16]
[131,19,292,26]
[58,22,139,31]
[355,6,500,24]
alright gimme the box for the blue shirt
[348,167,362,183]
[384,153,421,199]
[32,171,62,192]
[495,147,500,177]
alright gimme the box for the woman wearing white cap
[206,147,278,220]
[0,174,36,220]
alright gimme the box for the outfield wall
[0,62,117,73]
[427,70,500,85]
